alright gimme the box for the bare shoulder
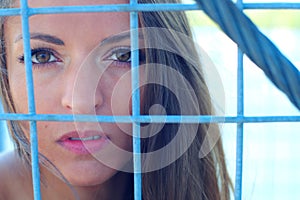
[0,150,19,177]
[0,151,32,200]
[0,151,19,199]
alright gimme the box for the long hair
[0,0,32,166]
[0,0,232,199]
[138,1,231,199]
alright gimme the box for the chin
[63,165,119,187]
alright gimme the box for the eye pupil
[116,50,131,62]
[35,50,51,63]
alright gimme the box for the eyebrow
[14,33,65,45]
[14,31,143,46]
[100,31,144,46]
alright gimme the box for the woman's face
[5,0,139,186]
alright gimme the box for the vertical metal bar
[130,0,142,200]
[0,105,10,152]
[235,47,244,200]
[234,0,244,198]
[19,0,41,199]
[0,125,6,152]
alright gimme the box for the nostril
[66,104,72,110]
[61,78,104,114]
[61,96,103,114]
[94,90,104,110]
[61,96,73,111]
[93,99,102,111]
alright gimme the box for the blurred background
[186,0,300,199]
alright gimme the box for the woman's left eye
[108,48,131,63]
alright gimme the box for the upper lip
[57,130,109,142]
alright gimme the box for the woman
[0,0,232,199]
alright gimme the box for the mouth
[57,131,110,155]
[69,135,102,141]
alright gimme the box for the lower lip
[57,137,109,155]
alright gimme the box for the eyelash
[16,47,145,69]
[105,47,132,68]
[104,47,145,68]
[17,47,61,69]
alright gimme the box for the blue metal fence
[0,0,299,200]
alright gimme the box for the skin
[0,0,142,199]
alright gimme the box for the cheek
[34,83,59,114]
[102,69,132,116]
[9,70,59,115]
[8,68,29,114]
[111,81,132,115]
[109,69,145,116]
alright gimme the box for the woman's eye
[110,49,131,63]
[31,50,57,64]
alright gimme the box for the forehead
[5,0,131,46]
[8,0,131,29]
[9,0,131,26]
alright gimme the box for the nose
[61,63,104,114]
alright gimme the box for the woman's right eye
[31,49,59,64]
[17,48,61,67]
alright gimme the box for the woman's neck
[40,165,132,200]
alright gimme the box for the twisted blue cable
[195,0,300,110]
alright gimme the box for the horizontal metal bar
[0,8,20,16]
[1,3,300,17]
[243,3,300,9]
[30,4,201,14]
[0,4,200,16]
[0,113,299,123]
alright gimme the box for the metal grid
[0,0,299,200]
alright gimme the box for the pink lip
[57,131,109,155]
